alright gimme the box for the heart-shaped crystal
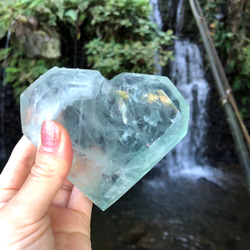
[20,67,189,210]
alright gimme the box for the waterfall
[176,0,185,35]
[167,0,211,176]
[150,0,221,180]
[167,40,211,175]
[150,0,163,29]
[150,0,163,75]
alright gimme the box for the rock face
[12,21,61,59]
[20,67,189,210]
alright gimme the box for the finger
[68,186,93,222]
[0,136,36,190]
[7,120,73,221]
[49,205,92,250]
[51,179,74,208]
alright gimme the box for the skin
[0,121,92,249]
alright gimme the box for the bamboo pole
[189,0,250,186]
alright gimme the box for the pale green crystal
[20,67,189,210]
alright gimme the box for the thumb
[10,120,73,221]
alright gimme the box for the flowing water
[166,40,223,182]
[1,2,250,249]
[156,0,219,183]
[150,0,163,29]
[176,0,185,35]
[91,1,250,249]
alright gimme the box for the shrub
[0,0,176,99]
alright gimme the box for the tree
[0,0,176,98]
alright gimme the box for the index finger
[0,136,36,190]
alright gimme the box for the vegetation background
[1,2,250,249]
[0,0,249,152]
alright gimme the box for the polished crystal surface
[20,67,189,210]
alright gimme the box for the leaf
[0,47,11,61]
[166,29,173,36]
[226,32,234,38]
[28,0,43,9]
[64,9,78,22]
[79,13,86,21]
[57,8,65,20]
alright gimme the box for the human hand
[0,120,92,249]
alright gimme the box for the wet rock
[124,245,137,250]
[105,241,116,250]
[136,235,156,250]
[124,223,147,243]
[197,177,220,187]
[12,21,61,59]
[224,236,240,249]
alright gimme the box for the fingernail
[41,120,60,152]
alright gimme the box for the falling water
[167,0,212,177]
[150,0,163,75]
[150,0,163,29]
[176,0,185,35]
[91,2,250,249]
[151,0,222,181]
[166,40,215,178]
[0,21,15,166]
[171,40,210,164]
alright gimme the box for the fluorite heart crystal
[20,67,189,210]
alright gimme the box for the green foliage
[85,0,176,78]
[241,44,250,77]
[0,48,11,62]
[1,47,59,99]
[0,0,91,100]
[201,0,250,126]
[86,34,175,78]
[0,0,176,99]
[0,0,91,37]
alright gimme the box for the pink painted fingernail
[41,120,60,152]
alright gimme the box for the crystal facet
[20,67,189,210]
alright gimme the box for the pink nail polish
[41,120,60,152]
